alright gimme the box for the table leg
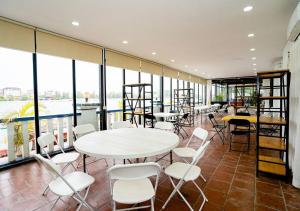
[170,151,173,164]
[83,154,86,173]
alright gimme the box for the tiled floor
[0,116,300,211]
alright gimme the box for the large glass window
[199,84,203,104]
[164,77,171,107]
[140,72,151,84]
[153,74,161,112]
[0,47,35,165]
[37,54,72,150]
[125,69,138,84]
[106,66,123,111]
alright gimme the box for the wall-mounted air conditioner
[288,3,300,41]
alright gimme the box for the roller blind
[163,66,178,78]
[178,71,190,81]
[36,31,102,64]
[141,60,162,75]
[106,50,140,71]
[0,19,34,52]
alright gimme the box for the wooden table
[222,115,257,123]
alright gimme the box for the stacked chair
[208,113,226,144]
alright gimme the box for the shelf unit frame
[256,70,290,179]
[173,88,195,126]
[122,83,153,128]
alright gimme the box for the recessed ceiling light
[194,69,198,71]
[171,59,175,62]
[184,65,188,68]
[248,33,255,38]
[252,57,256,60]
[243,6,253,12]
[253,68,257,71]
[152,52,157,55]
[72,21,79,26]
[253,63,257,66]
[122,40,128,44]
[250,48,256,51]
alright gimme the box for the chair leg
[42,185,49,196]
[151,197,155,211]
[199,172,206,182]
[229,134,232,151]
[169,178,193,211]
[192,181,208,211]
[76,186,91,211]
[162,179,184,209]
[50,197,60,211]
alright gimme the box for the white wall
[283,38,300,188]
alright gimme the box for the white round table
[153,112,179,121]
[74,128,179,161]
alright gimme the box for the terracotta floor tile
[205,179,230,194]
[224,198,254,211]
[211,171,234,183]
[255,204,278,211]
[256,192,285,210]
[203,188,226,206]
[256,181,282,196]
[227,187,254,203]
[231,179,255,192]
[284,192,300,209]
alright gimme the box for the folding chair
[73,124,108,172]
[162,141,210,211]
[228,119,251,152]
[144,114,157,128]
[173,128,208,173]
[154,122,175,164]
[107,162,161,211]
[112,121,133,129]
[173,113,189,138]
[34,154,95,211]
[208,113,226,144]
[37,133,80,196]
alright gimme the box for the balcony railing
[0,105,170,164]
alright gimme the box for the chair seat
[231,130,250,135]
[49,171,95,196]
[214,124,226,129]
[113,178,155,204]
[165,162,201,181]
[52,152,80,164]
[173,147,196,158]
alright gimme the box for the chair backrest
[155,122,174,131]
[34,154,86,201]
[192,127,209,141]
[144,114,156,120]
[107,162,161,180]
[208,113,218,127]
[34,154,62,179]
[182,113,189,119]
[111,121,132,129]
[107,162,161,195]
[236,112,250,116]
[73,124,96,139]
[228,119,250,127]
[37,133,55,149]
[192,140,210,165]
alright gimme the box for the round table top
[74,128,180,159]
[153,112,179,118]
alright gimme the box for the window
[199,84,203,104]
[125,69,138,84]
[164,77,171,107]
[37,53,72,150]
[140,72,151,84]
[178,80,183,89]
[153,74,161,112]
[106,66,123,110]
[0,47,35,165]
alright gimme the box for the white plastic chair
[107,162,161,211]
[162,141,210,211]
[37,133,80,196]
[73,124,108,170]
[154,122,174,131]
[173,128,208,161]
[111,121,133,129]
[34,154,95,211]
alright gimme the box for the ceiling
[0,0,298,79]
